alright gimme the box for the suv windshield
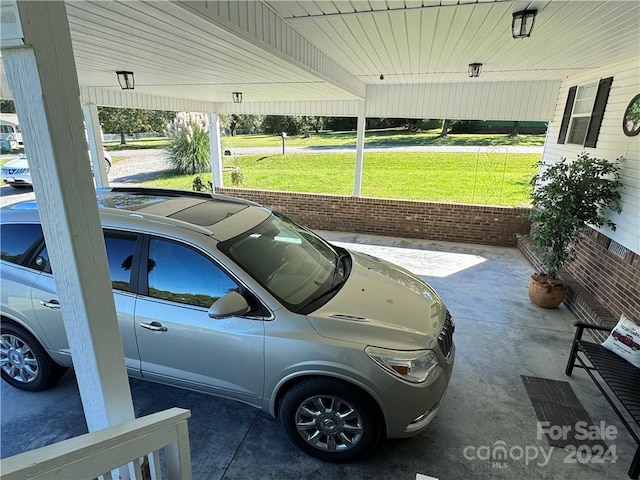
[219,213,349,312]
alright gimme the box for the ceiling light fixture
[512,9,537,39]
[232,92,243,103]
[116,71,135,90]
[468,63,482,78]
[379,74,384,80]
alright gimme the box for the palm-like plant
[165,112,210,174]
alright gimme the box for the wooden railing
[1,407,191,480]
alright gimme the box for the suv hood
[307,251,446,350]
[2,155,28,169]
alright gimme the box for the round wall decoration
[622,93,640,136]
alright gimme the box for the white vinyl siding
[366,81,560,121]
[542,57,640,255]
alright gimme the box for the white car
[1,151,112,188]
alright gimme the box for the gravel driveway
[0,150,170,208]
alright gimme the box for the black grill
[437,311,454,358]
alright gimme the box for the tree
[98,107,174,144]
[143,110,175,133]
[307,116,323,133]
[528,153,623,278]
[324,117,357,131]
[237,114,263,133]
[0,99,16,113]
[98,107,145,144]
[440,119,450,137]
[262,115,305,135]
[228,114,240,136]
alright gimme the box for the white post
[2,0,134,431]
[209,113,223,189]
[83,103,109,188]
[353,101,366,197]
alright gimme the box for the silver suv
[0,187,454,461]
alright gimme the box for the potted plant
[527,152,623,308]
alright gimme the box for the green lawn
[105,129,545,151]
[145,151,539,207]
[104,137,168,150]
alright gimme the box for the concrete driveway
[1,230,635,479]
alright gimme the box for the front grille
[2,168,28,175]
[437,311,454,358]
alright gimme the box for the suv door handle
[139,321,168,332]
[39,299,61,309]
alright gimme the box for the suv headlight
[365,346,438,383]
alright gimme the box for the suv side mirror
[208,291,250,319]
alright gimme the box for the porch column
[209,113,223,189]
[353,101,366,197]
[2,0,134,431]
[82,103,109,188]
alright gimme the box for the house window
[567,83,598,145]
[557,77,613,148]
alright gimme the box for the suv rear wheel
[280,378,381,462]
[0,323,66,391]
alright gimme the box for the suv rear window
[0,223,43,265]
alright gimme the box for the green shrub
[192,175,212,192]
[528,153,623,278]
[165,112,210,174]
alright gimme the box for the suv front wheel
[0,323,66,391]
[280,378,381,462]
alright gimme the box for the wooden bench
[565,322,640,479]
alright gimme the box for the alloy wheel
[295,394,364,452]
[0,333,39,384]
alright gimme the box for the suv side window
[26,231,139,292]
[0,223,43,265]
[146,238,239,308]
[104,232,139,292]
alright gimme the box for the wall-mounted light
[468,63,482,78]
[512,9,537,39]
[232,92,243,103]
[116,71,135,90]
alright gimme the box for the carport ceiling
[3,0,639,104]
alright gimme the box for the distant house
[0,113,22,150]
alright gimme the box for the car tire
[280,378,381,462]
[104,159,111,174]
[0,323,66,391]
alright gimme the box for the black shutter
[558,86,577,144]
[584,77,613,148]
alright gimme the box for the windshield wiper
[294,279,345,313]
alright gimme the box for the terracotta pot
[528,273,568,309]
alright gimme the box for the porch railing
[1,407,191,480]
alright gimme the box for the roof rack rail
[108,187,213,199]
[104,186,260,206]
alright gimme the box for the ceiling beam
[174,0,366,99]
[79,87,216,112]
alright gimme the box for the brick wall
[518,228,639,335]
[567,229,639,323]
[216,188,531,247]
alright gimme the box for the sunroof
[169,200,246,226]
